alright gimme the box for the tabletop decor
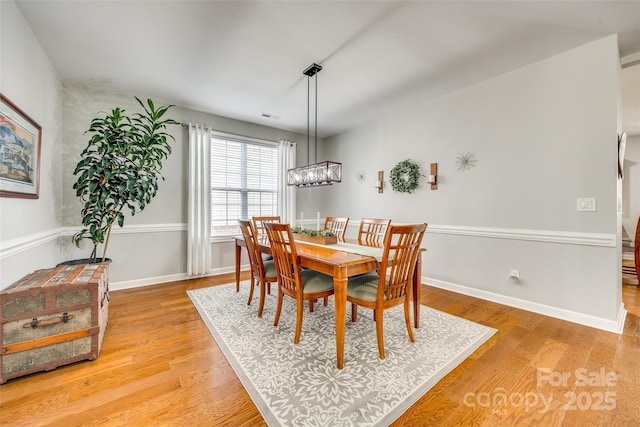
[291,227,337,245]
[0,93,42,199]
[390,159,421,193]
[188,282,496,426]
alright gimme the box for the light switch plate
[577,197,596,212]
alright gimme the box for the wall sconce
[428,163,438,190]
[375,171,384,193]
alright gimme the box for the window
[210,135,278,237]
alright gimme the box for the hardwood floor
[1,272,639,426]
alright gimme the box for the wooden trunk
[0,263,109,384]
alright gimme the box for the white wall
[0,1,63,289]
[321,36,623,331]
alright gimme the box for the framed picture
[0,93,42,198]
[618,132,627,180]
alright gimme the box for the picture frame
[618,132,627,180]
[0,93,42,198]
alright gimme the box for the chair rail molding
[60,223,187,236]
[1,223,188,261]
[425,224,616,247]
[0,228,62,261]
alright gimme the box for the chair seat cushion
[347,273,383,302]
[300,269,334,294]
[263,260,277,278]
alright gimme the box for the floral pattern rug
[188,282,496,426]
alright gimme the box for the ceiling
[15,1,640,138]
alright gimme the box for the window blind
[210,137,278,237]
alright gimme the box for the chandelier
[287,63,342,187]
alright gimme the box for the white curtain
[277,140,296,225]
[187,124,211,276]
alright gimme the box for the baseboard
[109,265,245,291]
[424,276,626,334]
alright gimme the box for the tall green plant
[72,97,178,261]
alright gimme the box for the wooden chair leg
[375,308,385,359]
[351,303,358,322]
[257,280,266,318]
[247,275,255,305]
[273,290,284,327]
[404,298,415,343]
[309,299,315,313]
[323,296,328,306]
[294,298,304,344]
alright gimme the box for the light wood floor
[1,272,639,426]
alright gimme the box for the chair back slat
[324,216,349,241]
[358,218,391,247]
[264,222,302,297]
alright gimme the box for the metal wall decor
[456,152,476,171]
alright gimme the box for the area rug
[187,282,496,426]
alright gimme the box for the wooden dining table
[234,236,423,369]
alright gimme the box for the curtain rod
[181,122,282,145]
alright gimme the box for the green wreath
[390,159,421,193]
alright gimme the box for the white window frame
[209,131,278,239]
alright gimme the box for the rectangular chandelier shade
[287,161,342,187]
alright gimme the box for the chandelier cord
[307,74,310,166]
[315,72,318,164]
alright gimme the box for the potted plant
[71,97,178,263]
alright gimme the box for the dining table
[234,235,423,369]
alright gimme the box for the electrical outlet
[509,269,520,284]
[577,197,596,212]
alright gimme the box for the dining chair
[324,216,349,242]
[347,223,427,359]
[358,218,391,247]
[263,222,335,344]
[252,216,281,239]
[238,220,277,318]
